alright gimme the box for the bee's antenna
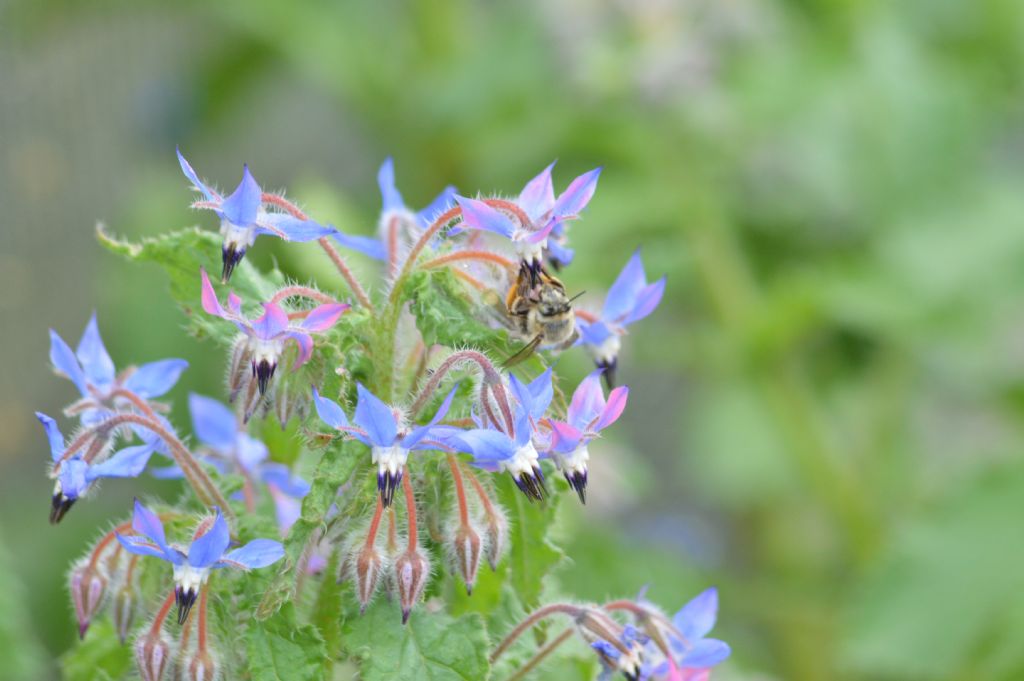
[568,291,586,303]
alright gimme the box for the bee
[499,262,581,366]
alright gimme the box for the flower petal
[448,428,516,464]
[595,386,628,431]
[526,368,554,418]
[312,387,350,430]
[131,499,178,563]
[378,157,405,213]
[257,213,336,242]
[188,508,231,568]
[218,539,284,570]
[252,302,289,340]
[546,237,575,267]
[116,534,172,562]
[76,313,116,388]
[623,278,666,326]
[49,330,88,395]
[88,445,154,480]
[301,304,349,332]
[680,639,731,668]
[176,147,220,203]
[551,166,601,219]
[286,330,314,368]
[674,587,719,642]
[518,161,556,222]
[603,249,648,324]
[402,384,459,448]
[36,412,65,462]
[548,420,583,453]
[261,464,310,498]
[188,393,238,451]
[416,185,458,227]
[124,359,188,398]
[455,196,516,238]
[333,231,387,260]
[220,164,261,226]
[567,371,606,428]
[236,433,269,472]
[200,269,229,319]
[354,383,398,447]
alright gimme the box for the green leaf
[257,442,361,619]
[61,619,132,681]
[495,474,564,610]
[311,549,345,674]
[405,268,510,352]
[98,225,284,343]
[343,600,490,681]
[247,604,327,681]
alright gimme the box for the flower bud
[226,335,251,403]
[112,584,137,644]
[483,504,508,572]
[69,560,107,639]
[353,545,384,613]
[186,648,219,681]
[393,547,430,624]
[449,523,482,595]
[134,633,173,681]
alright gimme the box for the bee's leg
[503,335,543,368]
[551,329,580,353]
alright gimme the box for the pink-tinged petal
[549,420,583,454]
[518,161,556,222]
[523,220,555,244]
[301,303,349,332]
[252,302,289,340]
[176,147,221,203]
[200,269,227,318]
[603,249,648,323]
[49,330,88,395]
[567,371,606,428]
[227,292,243,315]
[286,331,314,368]
[454,196,516,238]
[595,386,628,431]
[551,166,601,219]
[220,164,261,226]
[623,277,666,326]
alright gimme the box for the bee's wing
[503,334,543,368]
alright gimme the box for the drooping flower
[117,500,284,623]
[200,269,349,396]
[312,383,458,507]
[454,163,601,282]
[177,148,336,281]
[37,412,156,523]
[577,249,665,387]
[590,623,649,681]
[545,370,628,503]
[639,588,731,681]
[49,313,188,426]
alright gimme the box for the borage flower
[545,370,628,503]
[37,412,156,523]
[577,249,665,388]
[653,588,730,680]
[590,623,648,681]
[312,383,458,507]
[454,163,601,282]
[200,269,349,397]
[117,500,283,623]
[177,148,336,281]
[49,313,187,426]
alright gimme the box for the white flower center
[371,445,409,477]
[515,239,546,263]
[555,444,590,476]
[172,563,210,594]
[249,337,284,362]
[220,220,257,249]
[587,333,621,365]
[501,441,540,478]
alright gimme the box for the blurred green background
[3,0,1024,679]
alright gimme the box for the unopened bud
[186,648,219,681]
[353,545,384,613]
[449,523,482,595]
[484,504,508,571]
[69,560,108,639]
[226,335,251,403]
[134,633,173,681]
[393,547,430,624]
[112,584,137,644]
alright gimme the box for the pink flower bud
[354,545,384,613]
[134,633,173,681]
[186,648,219,681]
[484,505,508,572]
[112,584,137,645]
[69,560,107,639]
[393,547,430,624]
[449,523,482,595]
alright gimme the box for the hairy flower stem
[107,388,163,421]
[149,590,176,637]
[446,455,470,526]
[62,413,230,517]
[88,521,132,572]
[365,498,385,551]
[463,467,497,517]
[482,199,531,226]
[506,627,575,681]
[420,250,517,272]
[387,215,400,279]
[603,600,676,659]
[490,603,588,663]
[270,286,338,306]
[402,474,418,550]
[261,192,374,311]
[197,582,209,652]
[409,349,504,417]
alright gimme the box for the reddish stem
[149,590,176,637]
[197,582,209,652]
[421,250,516,272]
[446,454,469,525]
[389,205,462,305]
[463,467,497,517]
[88,521,132,573]
[270,286,337,306]
[452,270,487,291]
[364,497,385,550]
[507,627,575,681]
[490,603,586,662]
[402,474,418,549]
[108,388,162,421]
[387,215,400,279]
[483,199,531,227]
[409,349,504,416]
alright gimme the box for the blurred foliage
[3,0,1024,679]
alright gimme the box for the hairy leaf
[247,604,327,681]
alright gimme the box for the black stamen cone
[565,470,588,504]
[221,244,246,283]
[175,587,198,625]
[526,257,543,288]
[254,359,276,396]
[50,494,75,524]
[598,358,618,390]
[377,470,402,508]
[512,466,547,502]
